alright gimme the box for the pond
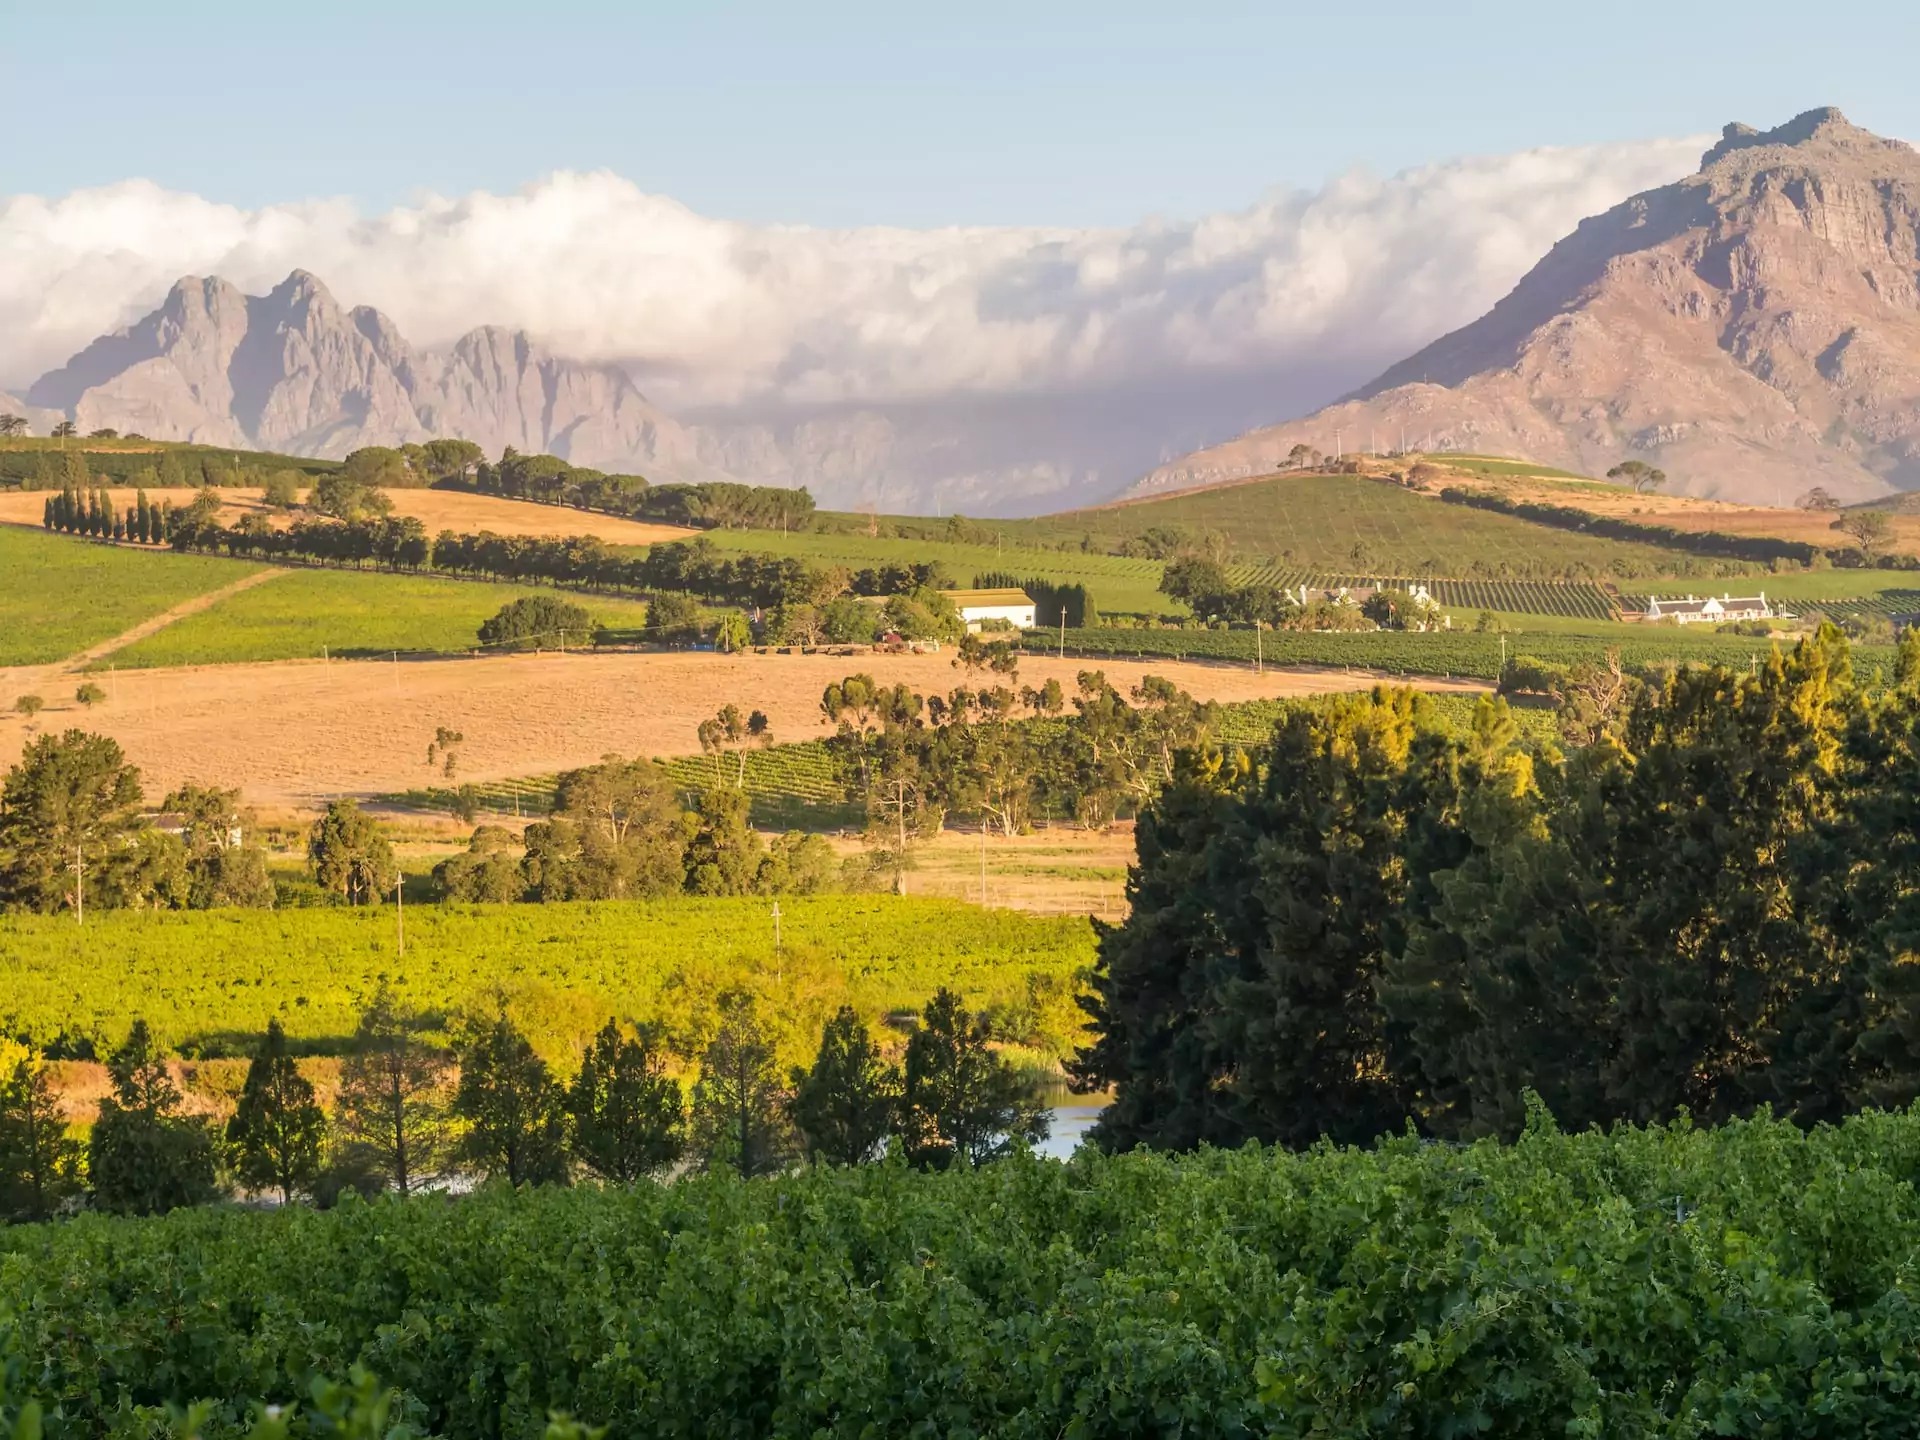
[1038,1099,1108,1160]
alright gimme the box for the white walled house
[1644,592,1781,625]
[941,588,1038,632]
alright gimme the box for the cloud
[0,136,1706,412]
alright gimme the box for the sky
[4,0,1914,509]
[7,0,1917,228]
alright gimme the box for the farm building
[1643,593,1780,625]
[940,587,1038,632]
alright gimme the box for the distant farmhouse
[941,588,1038,632]
[1642,593,1787,626]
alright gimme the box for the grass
[100,567,656,668]
[0,527,262,666]
[996,474,1702,576]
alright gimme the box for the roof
[1647,594,1771,614]
[940,588,1035,607]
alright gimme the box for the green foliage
[566,1020,684,1182]
[0,729,148,915]
[164,783,276,908]
[309,468,393,520]
[307,800,396,905]
[454,1015,570,1186]
[476,593,596,650]
[430,825,525,903]
[20,1114,1920,1432]
[788,1005,897,1165]
[226,1019,326,1203]
[902,988,1047,1167]
[0,1054,83,1222]
[87,1019,219,1215]
[332,987,453,1197]
[522,758,691,901]
[689,993,795,1177]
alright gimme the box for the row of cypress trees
[41,485,171,544]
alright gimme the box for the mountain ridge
[1128,107,1920,507]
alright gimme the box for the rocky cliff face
[27,271,730,482]
[1130,109,1920,506]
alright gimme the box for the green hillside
[100,567,656,668]
[0,526,263,666]
[0,436,338,486]
[999,474,1712,577]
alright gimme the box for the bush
[477,595,595,650]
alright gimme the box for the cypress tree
[453,1015,569,1186]
[789,1005,897,1166]
[136,490,151,544]
[41,496,52,530]
[227,1018,326,1204]
[566,1019,684,1182]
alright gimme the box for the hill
[1132,108,1920,508]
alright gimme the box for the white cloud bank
[0,136,1706,412]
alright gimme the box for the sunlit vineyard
[0,898,1095,1064]
[1222,566,1618,619]
[1619,588,1920,621]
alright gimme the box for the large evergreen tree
[789,1006,896,1166]
[454,1016,569,1186]
[0,729,147,916]
[567,1019,684,1182]
[902,989,1047,1168]
[334,986,452,1196]
[690,993,794,1177]
[227,1019,326,1203]
[88,1021,218,1215]
[0,1053,84,1222]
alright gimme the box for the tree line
[462,448,816,531]
[1073,626,1920,1151]
[0,984,1045,1223]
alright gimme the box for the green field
[0,526,262,666]
[7,1110,1920,1434]
[0,897,1095,1063]
[994,474,1703,576]
[99,568,655,668]
[704,526,1173,615]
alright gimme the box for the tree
[647,591,705,644]
[164,783,275,908]
[341,446,417,489]
[307,800,396,905]
[1836,509,1895,558]
[260,469,302,508]
[714,610,753,652]
[0,1052,83,1222]
[1798,486,1843,512]
[433,825,524,903]
[477,595,595,651]
[50,420,76,442]
[902,989,1047,1167]
[310,469,393,520]
[696,704,772,788]
[227,1019,326,1203]
[521,757,691,900]
[88,1020,218,1215]
[454,1015,570,1186]
[690,993,794,1177]
[1606,459,1668,494]
[0,414,27,437]
[333,986,452,1196]
[0,729,147,916]
[567,1019,684,1181]
[789,1006,896,1165]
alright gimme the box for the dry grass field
[1490,478,1920,551]
[0,486,698,545]
[0,648,1489,809]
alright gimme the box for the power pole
[1059,611,1066,659]
[979,820,988,905]
[1256,622,1263,675]
[73,842,83,926]
[771,900,782,958]
[395,872,405,959]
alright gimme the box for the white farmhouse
[940,587,1039,632]
[1644,592,1779,625]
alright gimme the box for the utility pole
[979,820,988,905]
[1256,622,1263,675]
[770,900,782,958]
[1059,611,1066,659]
[395,872,405,959]
[73,842,83,926]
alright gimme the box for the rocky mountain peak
[1130,108,1920,507]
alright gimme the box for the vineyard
[1221,567,1619,619]
[9,1109,1920,1434]
[1618,588,1920,621]
[0,897,1095,1064]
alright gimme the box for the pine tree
[227,1019,326,1203]
[454,1015,569,1186]
[88,1020,218,1215]
[690,993,794,1177]
[334,986,452,1196]
[789,1005,896,1165]
[566,1019,684,1182]
[0,1053,84,1222]
[902,988,1047,1168]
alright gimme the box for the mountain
[26,271,734,484]
[1130,108,1920,507]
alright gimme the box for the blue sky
[9,0,1918,226]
